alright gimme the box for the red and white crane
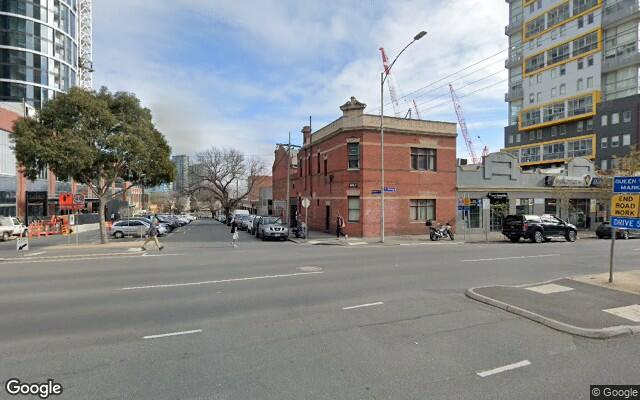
[449,83,487,164]
[379,47,421,119]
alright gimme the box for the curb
[465,285,640,339]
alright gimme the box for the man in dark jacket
[336,213,348,240]
[141,219,164,251]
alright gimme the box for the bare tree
[613,145,640,177]
[189,148,266,219]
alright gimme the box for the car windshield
[262,217,281,225]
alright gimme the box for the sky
[93,0,509,163]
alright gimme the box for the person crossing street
[141,219,164,251]
[336,212,348,240]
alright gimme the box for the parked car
[257,217,288,241]
[109,220,150,238]
[125,217,169,236]
[235,215,250,231]
[244,215,257,232]
[0,217,28,241]
[502,214,577,243]
[251,216,262,235]
[596,222,638,240]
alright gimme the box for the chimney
[301,125,311,146]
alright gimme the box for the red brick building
[283,96,457,238]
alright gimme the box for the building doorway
[325,205,331,231]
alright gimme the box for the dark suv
[502,214,577,243]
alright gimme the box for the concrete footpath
[466,273,640,339]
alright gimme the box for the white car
[244,215,257,232]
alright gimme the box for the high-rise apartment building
[0,0,81,108]
[504,0,640,171]
[172,155,189,193]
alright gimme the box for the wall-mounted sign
[545,175,592,187]
[348,183,358,188]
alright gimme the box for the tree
[12,87,175,243]
[189,148,266,219]
[613,145,640,177]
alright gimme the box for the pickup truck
[0,217,29,241]
[502,214,577,243]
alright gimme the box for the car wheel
[114,231,124,239]
[565,230,577,242]
[509,235,520,243]
[1,232,9,241]
[596,234,603,239]
[622,230,630,240]
[532,230,543,243]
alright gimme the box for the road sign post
[302,197,310,241]
[608,177,640,282]
[16,236,28,255]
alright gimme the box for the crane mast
[78,0,93,89]
[449,84,480,164]
[379,47,401,117]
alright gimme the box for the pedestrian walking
[231,218,239,248]
[141,219,164,251]
[336,213,348,240]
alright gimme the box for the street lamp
[379,30,427,243]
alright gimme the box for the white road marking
[348,241,368,246]
[526,283,574,294]
[342,301,384,310]
[477,360,531,377]
[603,304,640,322]
[461,254,559,262]
[119,271,324,290]
[141,253,184,257]
[143,329,202,340]
[24,251,46,257]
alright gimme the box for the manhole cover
[297,266,322,272]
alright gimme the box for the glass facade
[0,0,78,107]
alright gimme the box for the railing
[602,49,640,73]
[505,53,523,68]
[505,85,523,102]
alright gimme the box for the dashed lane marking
[477,360,531,377]
[342,301,384,310]
[143,329,202,340]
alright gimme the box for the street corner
[465,278,640,339]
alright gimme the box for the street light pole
[379,30,427,243]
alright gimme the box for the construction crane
[379,47,422,119]
[78,0,93,89]
[449,83,482,164]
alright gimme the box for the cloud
[92,0,509,163]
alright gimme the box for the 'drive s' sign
[611,194,640,218]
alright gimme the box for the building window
[623,111,631,122]
[536,74,542,83]
[587,76,593,89]
[577,78,583,91]
[509,135,514,144]
[317,153,321,174]
[536,129,543,139]
[577,120,584,132]
[586,118,593,131]
[347,143,359,169]
[587,13,594,24]
[536,92,542,102]
[529,131,535,141]
[611,135,620,148]
[551,126,557,137]
[516,133,521,143]
[529,93,535,104]
[601,115,608,126]
[521,146,540,162]
[612,113,620,124]
[558,125,567,135]
[560,65,566,76]
[348,196,360,222]
[601,159,608,171]
[587,56,594,66]
[410,199,435,221]
[545,199,558,216]
[551,68,557,79]
[411,148,437,171]
[601,137,608,148]
[577,17,584,28]
[324,159,327,176]
[623,134,631,146]
[567,138,593,157]
[559,83,566,95]
[516,198,534,215]
[577,59,584,70]
[551,87,557,97]
[543,143,565,160]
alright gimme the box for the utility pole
[276,138,301,227]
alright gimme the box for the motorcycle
[292,222,307,239]
[428,220,454,241]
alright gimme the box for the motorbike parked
[427,220,454,241]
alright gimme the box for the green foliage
[11,87,175,195]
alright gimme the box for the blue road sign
[384,187,397,193]
[371,190,381,195]
[614,176,640,193]
[611,217,640,229]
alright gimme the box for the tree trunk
[98,195,108,244]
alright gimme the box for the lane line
[119,271,324,290]
[342,301,384,310]
[143,329,202,340]
[477,360,531,377]
[461,254,559,262]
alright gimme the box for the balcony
[505,53,523,68]
[603,0,640,26]
[505,19,522,35]
[602,49,640,73]
[505,85,523,102]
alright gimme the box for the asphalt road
[1,219,639,400]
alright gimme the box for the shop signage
[487,192,508,200]
[545,175,592,187]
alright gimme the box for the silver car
[258,217,289,241]
[109,220,150,238]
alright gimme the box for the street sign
[611,194,640,218]
[611,217,640,229]
[59,193,73,207]
[73,193,85,205]
[384,187,397,193]
[614,176,640,193]
[16,237,28,252]
[302,197,310,208]
[371,190,381,195]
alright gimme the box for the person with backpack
[141,219,164,251]
[336,212,348,240]
[231,218,239,248]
